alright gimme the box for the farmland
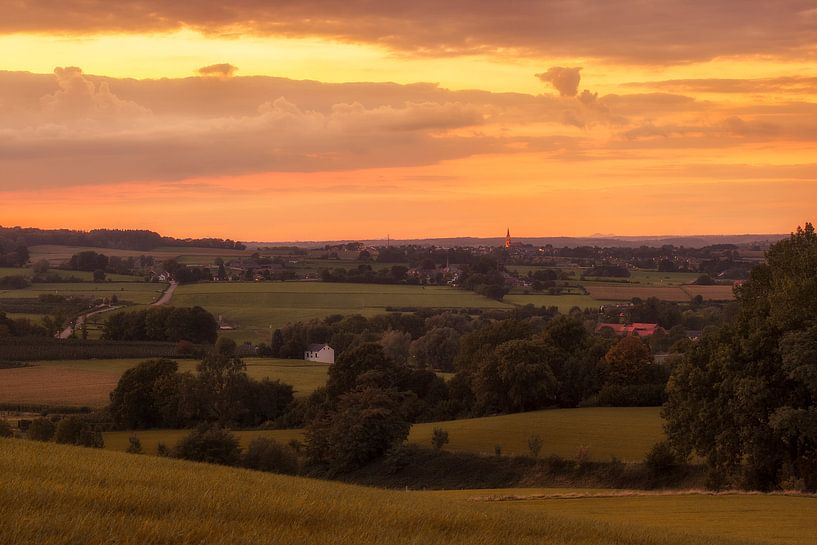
[433,489,817,545]
[104,407,663,461]
[0,358,329,407]
[28,244,253,266]
[2,438,811,545]
[171,282,512,343]
[0,281,165,305]
[505,294,619,312]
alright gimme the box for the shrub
[431,428,449,450]
[78,428,104,448]
[527,434,543,458]
[126,436,144,454]
[305,387,410,473]
[54,416,85,444]
[156,442,171,457]
[173,425,241,466]
[27,418,55,441]
[645,441,679,474]
[575,445,591,468]
[241,437,299,474]
[0,420,13,438]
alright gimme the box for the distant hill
[249,234,788,249]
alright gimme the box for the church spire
[505,228,512,249]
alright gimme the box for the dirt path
[57,305,124,339]
[152,281,178,306]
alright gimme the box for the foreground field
[432,489,817,545]
[2,438,797,545]
[105,407,663,461]
[0,358,329,407]
[172,282,511,343]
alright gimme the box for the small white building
[304,343,335,364]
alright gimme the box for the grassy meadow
[28,244,253,266]
[410,407,664,461]
[0,281,165,305]
[0,358,329,407]
[172,282,512,343]
[2,438,810,545]
[105,407,664,461]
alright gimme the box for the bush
[241,437,299,474]
[0,420,13,438]
[156,442,171,457]
[645,441,679,474]
[27,418,55,441]
[431,428,449,450]
[54,416,85,444]
[527,434,543,458]
[173,425,241,466]
[126,436,143,454]
[597,383,666,406]
[305,387,410,473]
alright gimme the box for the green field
[172,282,511,343]
[106,407,663,461]
[410,407,664,461]
[505,294,619,312]
[28,244,253,265]
[0,266,138,282]
[0,358,329,408]
[3,438,811,545]
[0,281,165,304]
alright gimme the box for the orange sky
[1,1,816,241]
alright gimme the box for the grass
[28,244,253,264]
[0,281,165,304]
[439,490,817,545]
[105,407,664,461]
[505,294,619,312]
[0,266,137,282]
[0,358,329,407]
[2,439,810,545]
[409,407,664,461]
[584,285,693,302]
[172,282,511,343]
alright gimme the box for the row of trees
[109,340,294,429]
[102,306,219,344]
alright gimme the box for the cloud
[1,67,815,190]
[197,63,238,78]
[623,76,817,94]
[536,67,582,97]
[2,1,817,63]
[39,67,149,121]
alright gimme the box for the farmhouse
[595,322,664,337]
[304,343,335,364]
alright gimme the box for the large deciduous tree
[664,223,817,491]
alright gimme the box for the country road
[152,281,178,306]
[56,281,178,339]
[57,305,123,339]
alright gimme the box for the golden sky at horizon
[2,1,816,241]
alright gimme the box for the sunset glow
[2,1,816,240]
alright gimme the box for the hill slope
[1,438,737,545]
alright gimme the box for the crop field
[582,270,701,286]
[505,294,619,312]
[0,281,164,305]
[436,490,817,545]
[0,266,137,282]
[28,244,253,265]
[680,285,736,300]
[172,282,511,343]
[105,407,663,461]
[584,285,693,302]
[2,439,806,545]
[0,358,329,407]
[410,407,664,461]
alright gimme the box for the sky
[1,1,816,241]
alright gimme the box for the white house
[304,343,335,364]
